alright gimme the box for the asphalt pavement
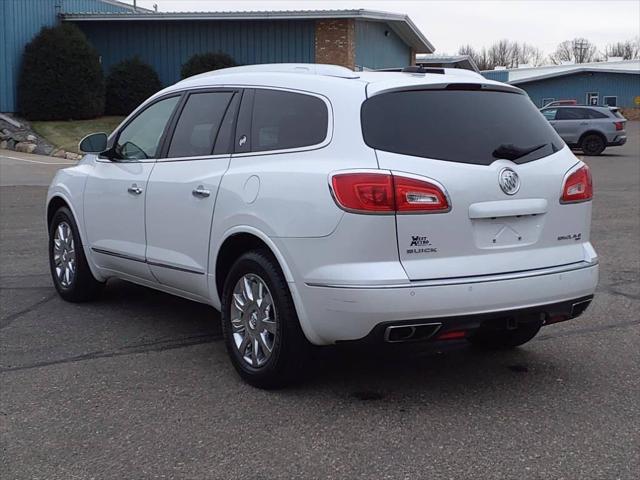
[1,125,639,479]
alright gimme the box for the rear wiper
[492,143,547,160]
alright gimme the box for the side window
[115,96,180,160]
[556,108,587,120]
[250,89,328,152]
[167,91,234,158]
[541,109,557,120]
[213,93,241,155]
[585,108,607,119]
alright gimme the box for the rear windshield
[361,89,563,165]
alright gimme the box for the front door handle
[127,184,143,195]
[192,185,211,198]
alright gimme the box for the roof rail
[182,63,360,82]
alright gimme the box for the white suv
[47,64,598,388]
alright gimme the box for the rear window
[361,89,563,165]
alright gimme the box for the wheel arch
[46,192,106,283]
[578,130,607,146]
[214,227,295,300]
[47,195,71,227]
[212,227,321,344]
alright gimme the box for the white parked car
[47,64,598,388]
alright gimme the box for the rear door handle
[192,185,211,198]
[127,184,143,195]
[580,122,589,125]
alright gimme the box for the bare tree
[460,40,547,70]
[488,39,514,68]
[513,42,545,67]
[604,38,640,59]
[550,38,599,64]
[457,44,492,71]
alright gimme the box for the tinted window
[585,108,608,119]
[115,96,180,160]
[168,92,234,158]
[541,108,557,120]
[251,90,328,152]
[213,93,241,155]
[361,89,563,165]
[556,108,588,120]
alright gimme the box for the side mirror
[79,132,108,153]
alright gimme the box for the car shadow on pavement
[93,279,570,401]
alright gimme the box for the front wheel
[48,206,104,302]
[580,134,606,156]
[221,250,310,389]
[467,321,542,349]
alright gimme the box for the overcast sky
[135,0,640,55]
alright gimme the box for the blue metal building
[0,1,433,112]
[481,61,640,108]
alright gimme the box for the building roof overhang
[61,9,435,53]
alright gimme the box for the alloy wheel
[52,221,76,288]
[230,274,277,368]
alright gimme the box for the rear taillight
[394,175,450,212]
[614,121,625,131]
[561,164,593,204]
[330,171,450,214]
[330,172,394,213]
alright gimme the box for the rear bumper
[292,262,599,345]
[608,135,627,146]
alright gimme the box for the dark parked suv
[540,105,627,156]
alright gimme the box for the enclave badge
[499,168,520,195]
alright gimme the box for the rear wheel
[48,206,104,302]
[221,250,310,389]
[468,321,542,349]
[580,134,606,156]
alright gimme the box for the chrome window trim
[227,85,334,158]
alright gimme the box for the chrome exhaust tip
[384,322,442,343]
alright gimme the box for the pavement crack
[0,291,57,330]
[0,333,222,373]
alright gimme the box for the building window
[603,96,617,107]
[542,98,555,107]
[586,92,599,106]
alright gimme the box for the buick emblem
[499,168,520,195]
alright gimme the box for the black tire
[580,134,606,156]
[48,206,104,302]
[468,321,542,350]
[221,249,310,389]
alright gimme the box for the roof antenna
[133,0,137,11]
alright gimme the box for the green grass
[31,116,125,153]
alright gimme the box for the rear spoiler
[369,82,525,97]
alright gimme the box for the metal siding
[62,0,135,13]
[518,72,640,108]
[355,20,411,70]
[75,20,315,86]
[0,0,132,112]
[481,70,509,82]
[0,0,60,112]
